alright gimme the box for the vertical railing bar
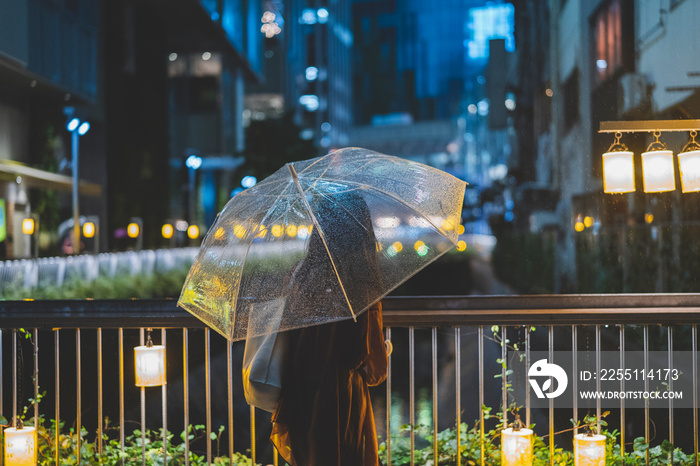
[0,329,2,463]
[12,328,17,427]
[162,328,168,466]
[409,326,415,466]
[33,329,39,429]
[692,324,698,466]
[644,325,650,466]
[477,326,483,466]
[227,339,234,464]
[140,328,146,466]
[595,324,601,434]
[432,327,438,465]
[1,329,3,417]
[619,325,625,457]
[501,326,507,428]
[548,326,554,466]
[76,328,82,466]
[183,328,190,466]
[119,328,125,465]
[250,405,256,465]
[56,329,60,466]
[668,326,674,448]
[457,327,463,466]
[572,325,578,436]
[98,328,104,456]
[525,326,531,428]
[386,327,392,466]
[205,327,212,465]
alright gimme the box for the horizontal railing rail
[2,293,700,328]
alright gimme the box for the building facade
[0,0,104,258]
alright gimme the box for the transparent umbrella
[178,147,466,341]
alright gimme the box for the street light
[186,155,202,227]
[128,217,143,250]
[66,113,90,254]
[21,216,38,258]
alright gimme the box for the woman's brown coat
[271,302,388,465]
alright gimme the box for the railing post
[33,329,39,430]
[409,326,415,466]
[644,325,650,466]
[183,328,190,466]
[119,328,125,465]
[548,326,554,466]
[162,328,168,465]
[97,328,103,456]
[205,328,212,465]
[501,326,507,428]
[619,325,625,457]
[477,326,483,466]
[431,327,438,465]
[55,329,60,466]
[140,328,146,466]
[456,326,462,466]
[386,326,392,466]
[693,324,698,466]
[227,339,234,464]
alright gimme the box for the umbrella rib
[288,164,358,322]
[308,176,460,246]
[230,179,295,339]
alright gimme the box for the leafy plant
[379,420,698,466]
[0,413,258,465]
[0,266,190,300]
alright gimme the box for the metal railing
[1,294,699,465]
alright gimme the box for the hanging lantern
[641,131,675,193]
[501,427,533,466]
[4,425,37,465]
[574,433,606,466]
[602,132,635,193]
[678,130,700,193]
[134,329,166,387]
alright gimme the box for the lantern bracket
[600,119,700,133]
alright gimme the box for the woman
[271,189,388,465]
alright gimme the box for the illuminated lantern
[641,131,675,193]
[642,149,675,192]
[127,222,140,238]
[602,132,635,193]
[134,330,166,387]
[574,433,606,466]
[162,223,174,239]
[678,150,700,192]
[678,131,700,192]
[187,225,199,239]
[21,218,35,235]
[83,221,96,238]
[4,425,37,465]
[501,427,533,466]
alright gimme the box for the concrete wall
[636,0,700,113]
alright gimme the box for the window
[563,69,579,131]
[592,0,623,84]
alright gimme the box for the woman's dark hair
[288,188,382,321]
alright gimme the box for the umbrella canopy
[178,147,466,341]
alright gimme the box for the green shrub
[1,414,255,465]
[0,267,190,300]
[379,421,697,465]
